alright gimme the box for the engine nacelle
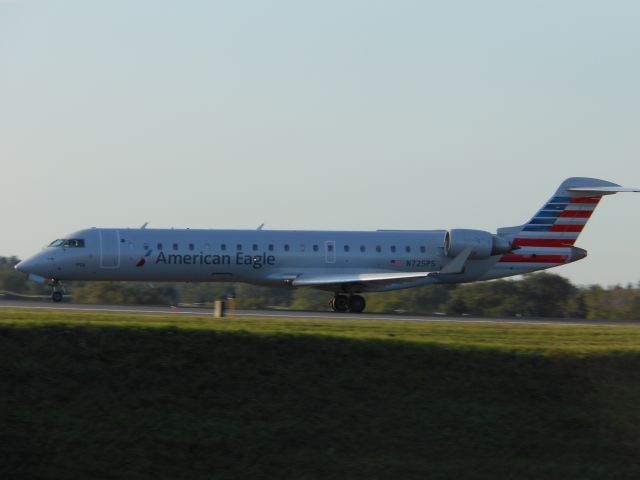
[444,229,513,259]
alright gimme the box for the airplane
[14,177,640,312]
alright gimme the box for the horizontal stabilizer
[567,186,640,194]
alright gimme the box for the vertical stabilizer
[510,177,621,248]
[492,178,622,274]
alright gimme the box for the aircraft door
[324,240,336,264]
[99,230,120,268]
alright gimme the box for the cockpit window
[67,239,85,247]
[49,239,85,248]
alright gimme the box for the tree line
[1,256,639,320]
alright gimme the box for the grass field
[2,309,640,479]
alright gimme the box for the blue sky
[1,1,639,286]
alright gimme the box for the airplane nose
[15,260,28,272]
[14,255,52,276]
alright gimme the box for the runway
[0,299,637,326]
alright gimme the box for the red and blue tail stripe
[511,195,601,249]
[498,194,601,265]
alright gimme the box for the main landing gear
[330,294,366,313]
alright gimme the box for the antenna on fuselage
[141,222,148,229]
[257,223,265,230]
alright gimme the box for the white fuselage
[15,227,561,293]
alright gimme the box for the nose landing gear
[330,294,366,313]
[50,280,65,303]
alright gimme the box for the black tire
[51,291,63,303]
[349,295,366,313]
[332,295,349,312]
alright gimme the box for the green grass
[2,309,640,479]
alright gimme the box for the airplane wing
[291,271,434,288]
[286,246,473,290]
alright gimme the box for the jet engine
[444,229,514,259]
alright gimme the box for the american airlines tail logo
[136,249,153,267]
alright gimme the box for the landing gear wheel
[331,294,349,312]
[51,291,63,303]
[348,295,366,313]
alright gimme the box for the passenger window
[284,244,290,252]
[173,243,179,251]
[221,244,227,251]
[253,244,259,252]
[391,246,396,253]
[376,245,382,253]
[157,243,163,250]
[237,244,242,251]
[189,243,195,251]
[420,246,426,253]
[313,245,319,252]
[327,244,334,252]
[268,244,274,251]
[344,245,350,252]
[143,243,149,250]
[405,246,411,253]
[360,245,366,253]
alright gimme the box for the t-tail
[490,177,640,277]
